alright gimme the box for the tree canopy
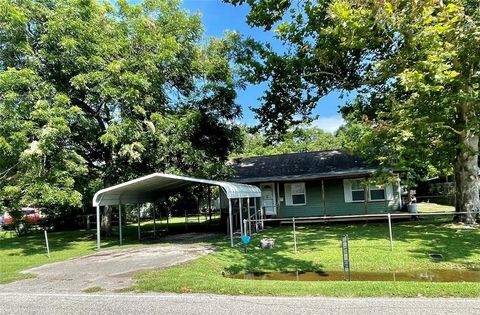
[0,0,242,229]
[233,124,342,157]
[226,0,480,222]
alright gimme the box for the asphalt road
[0,292,479,315]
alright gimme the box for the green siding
[276,179,401,218]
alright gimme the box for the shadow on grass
[1,229,120,257]
[251,217,480,270]
[0,216,224,258]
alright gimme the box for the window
[369,184,385,201]
[351,179,365,201]
[344,179,390,203]
[285,182,306,206]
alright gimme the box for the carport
[92,173,261,249]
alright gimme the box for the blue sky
[138,0,349,132]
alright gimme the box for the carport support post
[153,203,157,239]
[254,198,258,232]
[137,204,141,241]
[228,199,234,247]
[247,198,251,235]
[96,205,101,249]
[239,198,244,236]
[166,210,170,233]
[208,186,212,223]
[118,203,122,246]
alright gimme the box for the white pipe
[239,198,244,235]
[243,211,466,223]
[388,212,393,252]
[96,205,101,249]
[254,198,258,232]
[137,204,141,241]
[44,230,50,258]
[228,199,234,247]
[247,198,251,235]
[293,217,297,255]
[153,203,156,239]
[118,203,122,245]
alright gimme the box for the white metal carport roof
[92,173,261,249]
[93,173,261,206]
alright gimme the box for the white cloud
[312,115,345,134]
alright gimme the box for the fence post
[44,230,50,258]
[388,212,393,252]
[293,217,297,255]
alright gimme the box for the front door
[260,183,277,215]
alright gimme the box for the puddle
[429,253,444,260]
[226,270,480,282]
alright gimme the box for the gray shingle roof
[230,150,377,183]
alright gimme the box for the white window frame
[369,184,386,201]
[285,182,306,206]
[344,179,393,203]
[350,179,365,202]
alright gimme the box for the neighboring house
[228,150,402,218]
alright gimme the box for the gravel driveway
[1,239,213,294]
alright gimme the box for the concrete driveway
[1,239,213,294]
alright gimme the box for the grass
[0,229,117,284]
[417,202,455,213]
[2,211,479,297]
[132,217,480,297]
[0,215,218,284]
[83,286,105,293]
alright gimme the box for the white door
[260,183,277,215]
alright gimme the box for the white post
[247,198,251,235]
[118,203,122,245]
[166,210,170,233]
[239,198,244,235]
[293,217,297,255]
[44,230,50,258]
[153,203,157,239]
[137,204,141,241]
[261,206,265,230]
[254,198,259,232]
[96,205,101,249]
[228,199,234,247]
[388,212,393,252]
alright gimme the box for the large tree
[0,0,242,232]
[226,0,480,223]
[232,124,342,157]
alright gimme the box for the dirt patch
[0,237,214,294]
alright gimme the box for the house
[228,150,402,218]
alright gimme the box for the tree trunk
[101,176,114,236]
[101,205,113,236]
[454,131,479,224]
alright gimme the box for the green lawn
[133,217,480,297]
[417,202,455,213]
[2,214,479,297]
[0,229,110,284]
[0,215,218,284]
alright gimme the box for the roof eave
[231,169,382,184]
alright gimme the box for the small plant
[83,287,105,293]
